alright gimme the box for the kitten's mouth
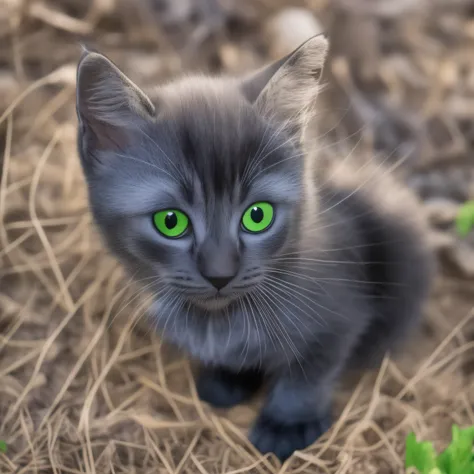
[189,295,235,311]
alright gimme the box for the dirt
[1,0,474,473]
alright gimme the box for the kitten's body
[76,37,433,462]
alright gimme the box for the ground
[1,0,474,473]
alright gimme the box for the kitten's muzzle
[205,275,234,290]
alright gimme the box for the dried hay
[1,0,474,473]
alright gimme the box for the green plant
[455,201,474,237]
[0,441,7,454]
[405,425,474,474]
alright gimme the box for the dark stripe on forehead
[164,87,299,207]
[175,101,262,199]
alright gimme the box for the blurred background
[1,0,474,473]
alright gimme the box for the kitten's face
[76,36,328,311]
[86,88,301,310]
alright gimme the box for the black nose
[205,275,235,290]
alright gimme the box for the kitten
[75,35,434,462]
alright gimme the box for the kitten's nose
[197,238,239,291]
[205,275,235,290]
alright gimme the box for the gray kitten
[76,36,433,461]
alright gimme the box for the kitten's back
[316,154,434,365]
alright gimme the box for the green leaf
[447,425,474,474]
[455,201,474,237]
[0,441,7,454]
[405,432,438,474]
[405,425,474,474]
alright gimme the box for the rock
[428,229,454,252]
[218,43,261,74]
[424,197,459,227]
[264,7,324,60]
[126,54,165,81]
[446,238,474,278]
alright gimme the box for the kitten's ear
[241,34,328,128]
[76,49,155,154]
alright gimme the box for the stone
[446,236,474,278]
[264,7,324,60]
[424,197,459,226]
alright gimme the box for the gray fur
[76,35,434,462]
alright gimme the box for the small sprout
[0,441,7,453]
[455,201,474,238]
[405,432,437,474]
[405,425,474,474]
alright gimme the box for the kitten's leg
[249,369,336,462]
[197,366,263,409]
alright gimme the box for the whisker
[318,144,410,219]
[260,279,326,329]
[255,286,305,375]
[237,297,251,370]
[107,276,164,331]
[264,275,340,316]
[247,292,279,354]
[244,293,264,368]
[114,153,177,182]
[136,128,188,184]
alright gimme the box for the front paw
[196,367,263,409]
[249,412,332,462]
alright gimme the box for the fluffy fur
[76,35,434,462]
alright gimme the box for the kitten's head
[76,36,328,311]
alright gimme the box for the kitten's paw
[196,367,263,409]
[249,412,331,462]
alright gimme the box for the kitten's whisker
[241,114,278,183]
[155,288,182,337]
[261,279,325,330]
[247,292,279,354]
[264,275,345,321]
[244,293,264,368]
[137,128,189,184]
[311,133,366,198]
[318,143,410,218]
[248,120,298,172]
[275,235,411,257]
[114,153,177,182]
[224,303,233,352]
[256,286,307,376]
[237,297,251,370]
[129,292,160,337]
[260,286,307,376]
[107,277,164,331]
[267,264,406,287]
[242,116,294,184]
[247,104,373,185]
[265,266,326,285]
[147,291,185,341]
[253,289,296,371]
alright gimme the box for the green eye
[153,209,189,238]
[241,202,274,233]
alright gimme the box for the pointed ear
[241,34,328,130]
[76,49,155,157]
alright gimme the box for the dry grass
[1,0,474,473]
